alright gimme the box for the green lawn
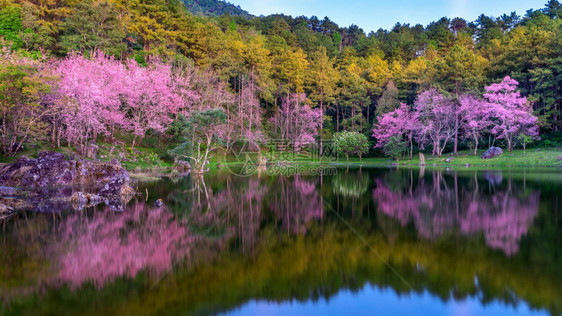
[330,148,562,167]
[3,142,561,172]
[212,148,562,169]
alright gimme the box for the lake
[1,166,561,315]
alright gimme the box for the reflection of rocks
[154,199,164,207]
[0,200,16,218]
[481,147,503,159]
[0,152,135,212]
[70,192,105,211]
[483,171,503,186]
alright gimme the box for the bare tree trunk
[320,98,324,156]
[336,105,340,132]
[454,114,459,153]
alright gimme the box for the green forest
[1,0,562,164]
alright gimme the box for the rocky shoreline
[0,152,136,214]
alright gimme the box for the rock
[70,192,105,210]
[536,148,541,152]
[557,156,562,161]
[0,203,13,213]
[445,157,454,163]
[83,144,99,160]
[120,184,136,202]
[0,151,133,200]
[481,147,503,159]
[0,197,30,212]
[108,146,116,158]
[258,155,268,167]
[154,199,164,207]
[118,152,127,162]
[0,186,18,196]
[175,160,192,173]
[0,202,15,218]
[17,155,30,163]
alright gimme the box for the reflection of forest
[1,169,561,316]
[372,168,540,255]
[0,175,325,299]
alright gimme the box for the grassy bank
[2,143,561,173]
[326,148,562,168]
[216,148,562,168]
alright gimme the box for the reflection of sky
[224,285,547,316]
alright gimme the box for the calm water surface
[1,167,561,315]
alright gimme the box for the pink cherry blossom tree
[458,95,494,155]
[414,89,457,157]
[122,59,193,150]
[53,52,195,151]
[52,52,128,149]
[271,93,323,152]
[225,76,266,147]
[372,103,418,158]
[483,76,539,151]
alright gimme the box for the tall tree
[0,50,53,156]
[433,44,488,153]
[59,0,126,56]
[484,76,538,151]
[306,46,338,153]
[376,80,400,117]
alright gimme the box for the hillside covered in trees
[181,0,252,18]
[0,0,561,162]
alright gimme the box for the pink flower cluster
[373,77,539,154]
[52,52,196,148]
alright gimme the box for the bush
[333,131,370,161]
[383,136,407,160]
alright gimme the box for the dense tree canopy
[0,0,561,158]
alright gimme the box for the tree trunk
[320,98,324,156]
[336,105,340,132]
[409,134,413,158]
[453,114,459,153]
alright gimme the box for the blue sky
[228,0,549,32]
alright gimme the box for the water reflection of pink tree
[460,192,539,256]
[269,176,324,234]
[58,202,192,288]
[372,171,539,255]
[372,178,456,239]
